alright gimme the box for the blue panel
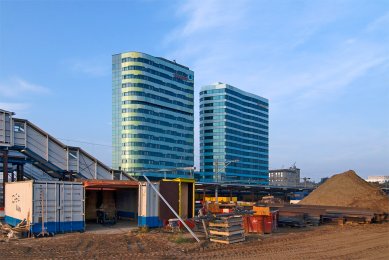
[5,215,21,227]
[30,221,84,234]
[7,215,85,234]
[138,216,162,228]
[117,211,136,218]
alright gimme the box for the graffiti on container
[12,193,22,212]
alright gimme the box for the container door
[60,183,84,232]
[159,182,179,220]
[33,182,58,234]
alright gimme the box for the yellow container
[253,206,270,216]
[204,197,237,203]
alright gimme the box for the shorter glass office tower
[199,83,269,184]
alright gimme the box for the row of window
[122,91,193,109]
[200,101,224,108]
[201,115,225,121]
[226,134,268,147]
[121,57,189,74]
[201,120,267,132]
[201,141,268,153]
[226,108,268,124]
[201,148,268,158]
[200,88,268,107]
[122,74,192,94]
[201,114,267,130]
[203,127,268,141]
[226,94,268,112]
[201,155,267,164]
[122,142,192,153]
[122,108,193,124]
[200,95,225,101]
[123,100,193,117]
[121,159,190,168]
[200,94,268,112]
[123,125,193,138]
[225,101,268,117]
[122,116,192,131]
[202,166,268,173]
[122,65,193,87]
[226,121,268,134]
[122,150,193,161]
[122,82,192,102]
[202,103,268,119]
[122,133,192,145]
[202,162,267,170]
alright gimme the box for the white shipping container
[5,180,84,234]
[138,182,161,227]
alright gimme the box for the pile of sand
[299,170,389,213]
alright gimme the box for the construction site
[0,112,389,259]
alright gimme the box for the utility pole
[214,159,239,204]
[301,177,311,188]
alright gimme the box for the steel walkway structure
[0,109,126,181]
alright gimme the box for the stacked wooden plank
[278,205,384,226]
[209,215,245,244]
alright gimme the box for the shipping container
[138,182,162,228]
[82,180,138,225]
[5,180,84,235]
[159,178,195,223]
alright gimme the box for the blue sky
[0,0,388,181]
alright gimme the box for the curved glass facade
[199,83,269,184]
[112,52,194,177]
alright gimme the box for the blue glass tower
[199,83,269,184]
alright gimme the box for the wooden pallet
[209,225,243,232]
[209,229,245,236]
[209,215,245,244]
[210,237,245,244]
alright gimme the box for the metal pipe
[143,175,200,243]
[2,150,8,207]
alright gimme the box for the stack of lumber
[209,215,245,244]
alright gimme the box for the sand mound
[299,170,389,213]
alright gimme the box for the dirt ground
[1,223,388,259]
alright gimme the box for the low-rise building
[366,176,389,184]
[269,165,300,187]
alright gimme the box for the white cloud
[0,102,30,112]
[0,77,50,98]
[166,0,389,171]
[65,57,110,77]
[166,0,389,109]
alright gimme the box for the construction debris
[0,219,29,241]
[299,170,389,213]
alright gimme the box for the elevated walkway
[0,109,127,181]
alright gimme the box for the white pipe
[143,175,200,243]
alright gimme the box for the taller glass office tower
[199,83,269,184]
[112,52,194,178]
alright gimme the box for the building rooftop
[201,82,268,103]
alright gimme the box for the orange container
[264,215,273,234]
[243,215,264,234]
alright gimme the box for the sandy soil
[1,223,388,259]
